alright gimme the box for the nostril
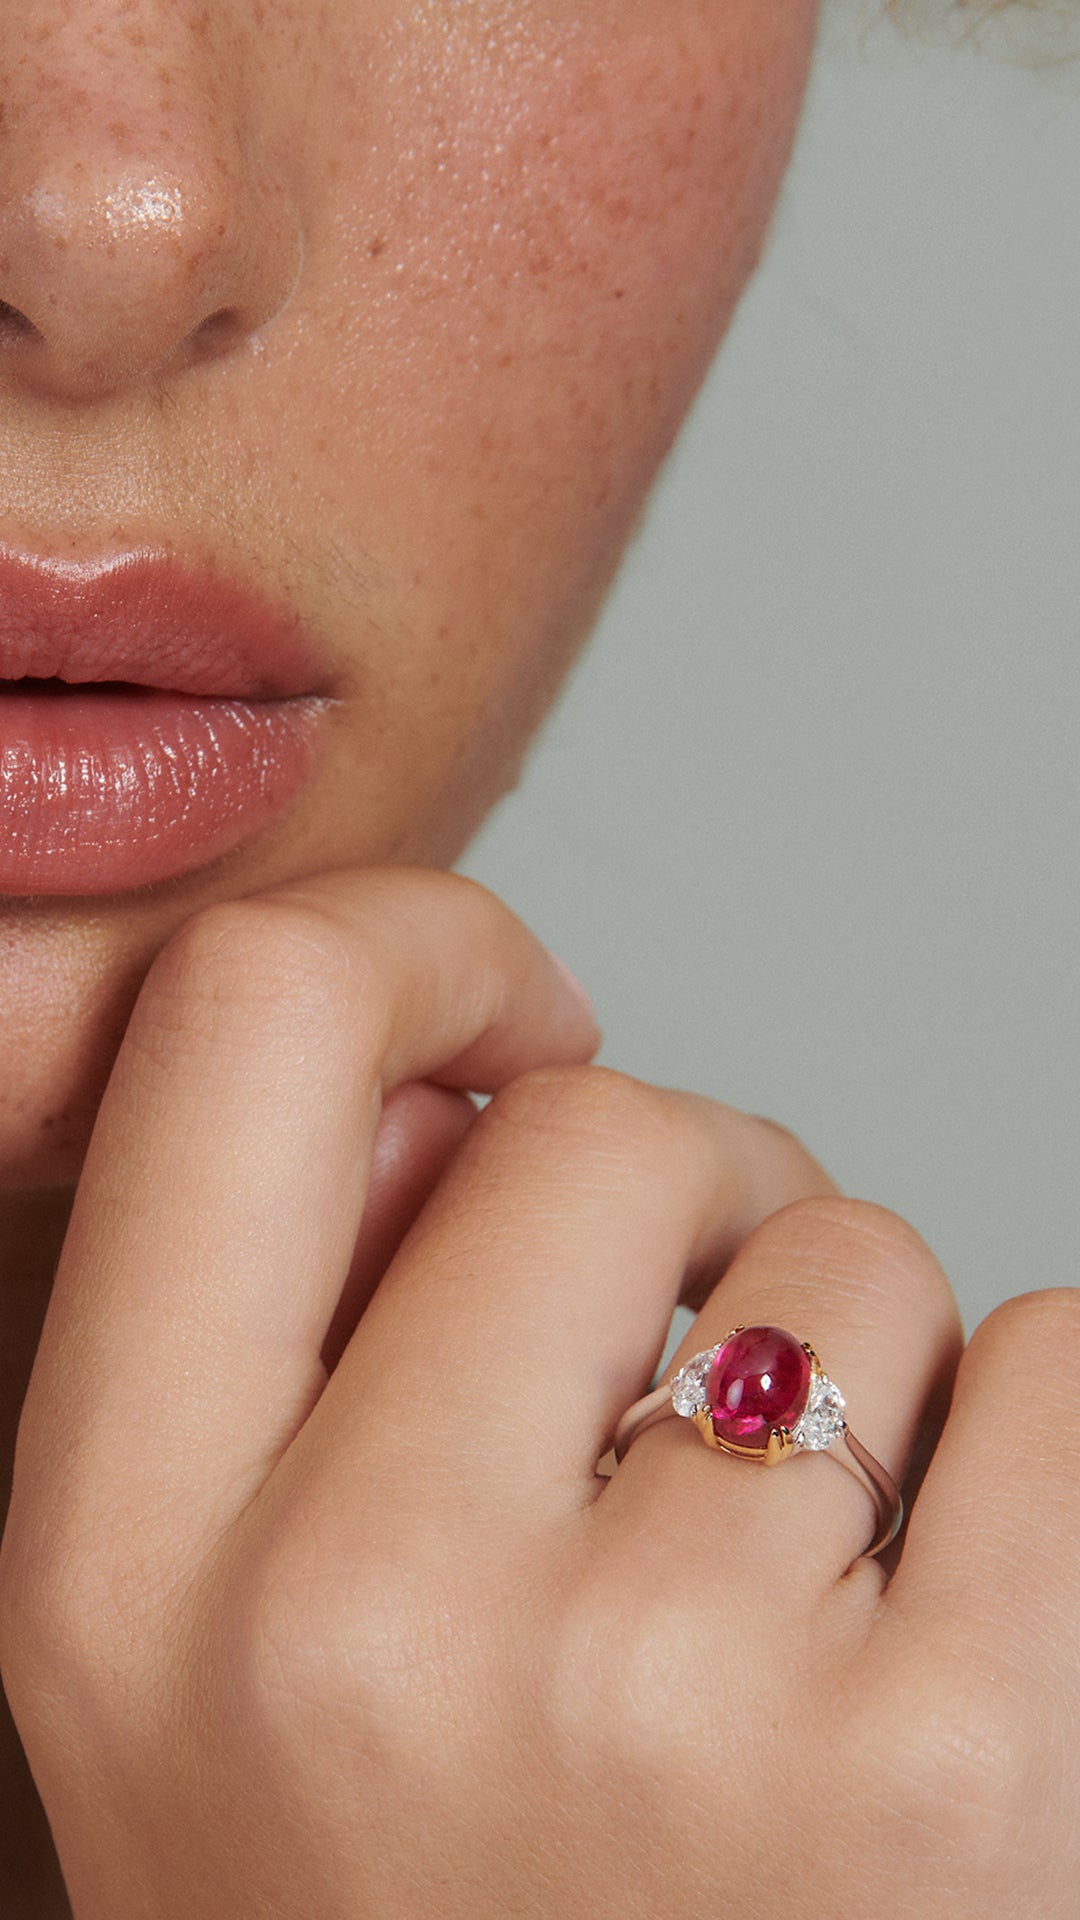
[190,306,246,364]
[0,299,42,343]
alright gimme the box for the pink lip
[0,550,335,896]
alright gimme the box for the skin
[0,3,1077,1916]
[1,0,817,1188]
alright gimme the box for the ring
[611,1323,903,1561]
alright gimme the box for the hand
[1,869,1074,1917]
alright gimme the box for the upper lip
[0,547,322,699]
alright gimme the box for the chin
[0,1102,97,1193]
[0,898,160,1191]
[0,1028,123,1194]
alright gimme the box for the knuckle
[134,895,367,1061]
[482,1063,677,1164]
[963,1289,1080,1438]
[223,1533,453,1768]
[745,1109,813,1158]
[856,1658,1043,1892]
[751,1194,955,1322]
[0,1510,95,1665]
[768,1193,931,1266]
[541,1553,727,1789]
[970,1286,1080,1364]
[0,1519,149,1728]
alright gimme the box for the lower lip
[0,685,331,896]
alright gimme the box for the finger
[320,1082,478,1373]
[285,1069,838,1517]
[874,1287,1080,1696]
[293,1078,960,1602]
[7,870,599,1577]
[601,1195,964,1601]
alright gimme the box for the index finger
[5,868,599,1584]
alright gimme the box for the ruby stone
[705,1325,811,1452]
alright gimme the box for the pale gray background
[459,9,1079,1357]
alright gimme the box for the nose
[0,8,302,403]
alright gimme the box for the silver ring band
[609,1325,903,1561]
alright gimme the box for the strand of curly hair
[876,0,1080,61]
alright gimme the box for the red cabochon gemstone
[705,1325,812,1452]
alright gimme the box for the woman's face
[1,0,819,1188]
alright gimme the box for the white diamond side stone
[670,1346,720,1417]
[792,1371,847,1450]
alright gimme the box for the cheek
[296,0,818,609]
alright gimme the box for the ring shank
[610,1386,903,1561]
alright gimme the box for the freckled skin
[0,0,820,1186]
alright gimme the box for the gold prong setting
[764,1424,796,1466]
